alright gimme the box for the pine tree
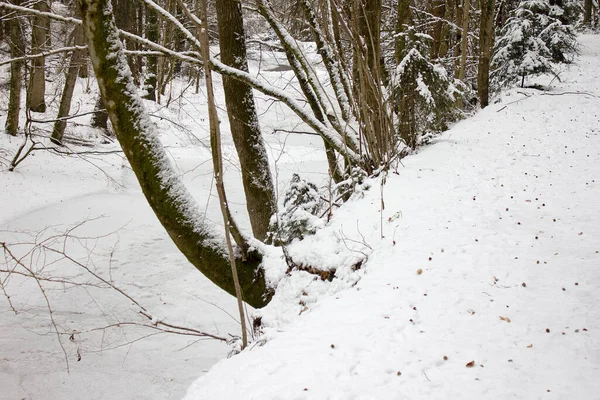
[491,0,577,89]
[394,28,459,148]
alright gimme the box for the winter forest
[1,0,599,397]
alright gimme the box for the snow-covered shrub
[392,28,459,149]
[333,166,369,201]
[272,174,325,245]
[492,0,578,89]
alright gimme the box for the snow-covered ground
[0,34,599,400]
[183,35,600,399]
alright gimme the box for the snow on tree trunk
[76,0,272,308]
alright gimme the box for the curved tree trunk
[28,0,50,113]
[77,0,272,308]
[5,5,24,136]
[215,0,277,241]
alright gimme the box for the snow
[1,24,600,400]
[183,35,600,399]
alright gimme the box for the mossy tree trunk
[77,0,272,308]
[215,0,277,241]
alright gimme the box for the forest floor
[1,35,599,400]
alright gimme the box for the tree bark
[5,5,25,136]
[356,0,382,73]
[458,0,470,82]
[51,25,86,144]
[77,0,272,308]
[143,5,158,101]
[91,95,109,130]
[395,0,411,64]
[215,0,277,241]
[28,0,50,113]
[431,0,447,59]
[583,0,592,26]
[477,0,495,108]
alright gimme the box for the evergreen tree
[492,0,577,89]
[394,28,459,149]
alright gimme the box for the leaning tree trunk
[51,25,86,144]
[477,0,495,108]
[215,0,277,241]
[5,5,25,136]
[77,0,272,308]
[28,0,50,113]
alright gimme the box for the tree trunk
[77,0,272,308]
[143,5,158,101]
[458,0,470,81]
[396,0,411,63]
[356,0,381,73]
[477,0,495,108]
[5,6,24,136]
[431,0,447,59]
[51,25,86,144]
[28,0,50,113]
[91,95,109,130]
[583,0,592,26]
[215,0,277,241]
[199,0,248,348]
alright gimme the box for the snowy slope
[183,35,600,400]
